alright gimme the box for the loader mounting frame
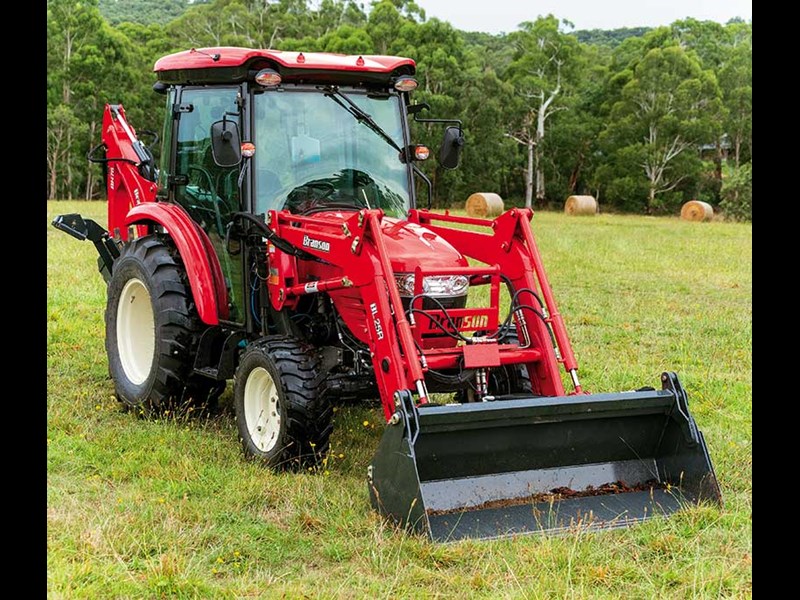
[264,205,582,420]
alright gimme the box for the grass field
[47,201,752,598]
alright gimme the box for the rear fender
[126,203,228,324]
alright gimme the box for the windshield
[252,89,410,217]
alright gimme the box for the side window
[156,90,175,198]
[174,88,241,236]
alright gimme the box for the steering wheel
[304,180,336,199]
[286,180,337,214]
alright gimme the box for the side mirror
[210,118,242,167]
[438,126,464,170]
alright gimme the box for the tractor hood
[379,217,469,274]
[302,211,468,274]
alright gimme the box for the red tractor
[53,47,720,540]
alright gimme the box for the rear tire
[105,235,207,413]
[234,336,332,470]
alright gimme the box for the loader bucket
[368,372,720,542]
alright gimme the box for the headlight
[394,273,469,297]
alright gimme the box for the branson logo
[302,235,331,252]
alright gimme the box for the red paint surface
[155,47,415,74]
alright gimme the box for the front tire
[234,336,332,470]
[105,235,207,412]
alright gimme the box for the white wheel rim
[244,366,281,453]
[116,278,155,386]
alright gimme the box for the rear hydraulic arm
[95,104,159,240]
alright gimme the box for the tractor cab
[153,48,456,219]
[152,48,459,323]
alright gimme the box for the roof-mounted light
[255,68,282,88]
[394,76,418,92]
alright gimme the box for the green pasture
[48,201,751,598]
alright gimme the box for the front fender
[126,203,228,324]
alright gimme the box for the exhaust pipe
[368,372,721,542]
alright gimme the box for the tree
[572,26,652,48]
[367,0,419,55]
[541,44,608,201]
[505,16,580,207]
[664,18,731,69]
[99,0,189,25]
[48,0,134,199]
[47,105,87,200]
[603,46,723,212]
[393,18,475,205]
[718,24,752,167]
[457,67,519,202]
[165,0,251,47]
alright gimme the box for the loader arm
[264,204,720,540]
[408,207,581,395]
[266,208,419,416]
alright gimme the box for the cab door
[170,86,246,323]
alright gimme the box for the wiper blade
[322,86,403,154]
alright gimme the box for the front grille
[400,295,468,312]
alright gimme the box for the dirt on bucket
[426,479,666,516]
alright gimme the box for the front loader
[53,47,720,541]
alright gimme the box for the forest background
[46,0,752,219]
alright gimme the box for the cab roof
[154,47,416,86]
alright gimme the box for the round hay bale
[680,200,714,222]
[465,192,504,217]
[564,195,598,216]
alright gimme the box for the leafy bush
[720,163,752,221]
